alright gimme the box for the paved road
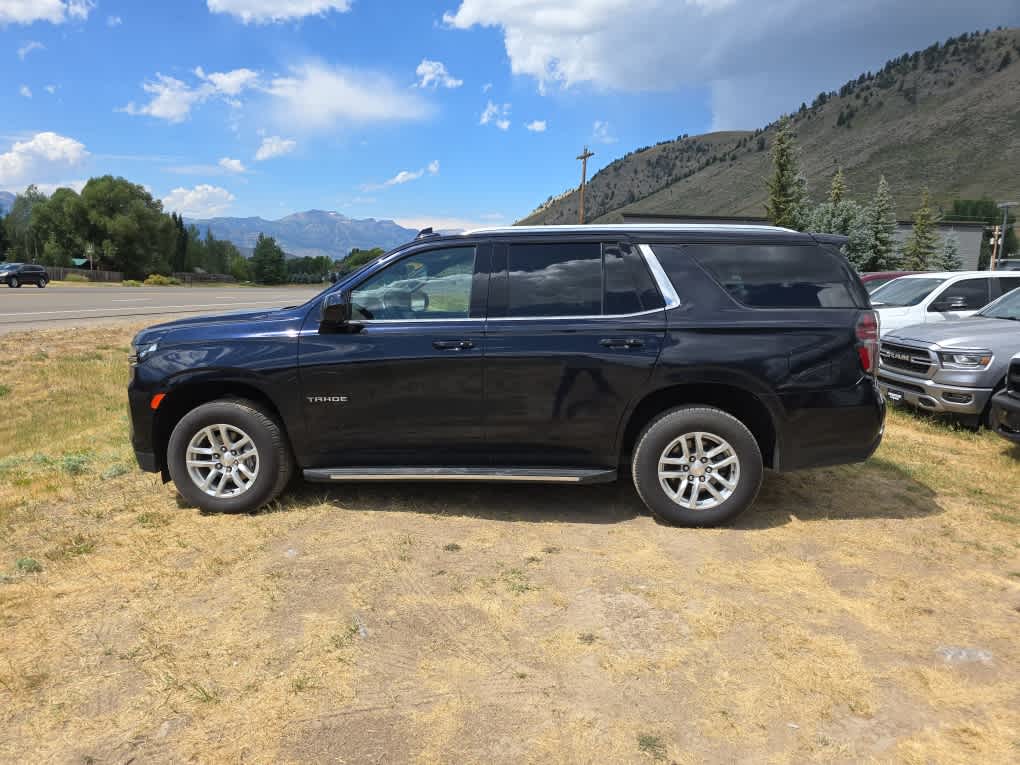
[0,284,324,334]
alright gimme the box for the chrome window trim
[356,307,665,324]
[637,244,682,310]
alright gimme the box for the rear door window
[506,242,602,317]
[681,244,857,308]
[997,276,1020,297]
[604,243,664,314]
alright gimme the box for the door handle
[433,339,475,351]
[600,338,644,349]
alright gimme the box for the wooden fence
[47,266,123,282]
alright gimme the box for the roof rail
[415,227,439,240]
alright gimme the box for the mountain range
[188,211,416,259]
[521,27,1020,225]
[0,191,14,216]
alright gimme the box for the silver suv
[877,286,1020,428]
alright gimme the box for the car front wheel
[167,398,294,513]
[9,277,19,288]
[632,406,764,527]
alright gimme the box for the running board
[303,466,617,484]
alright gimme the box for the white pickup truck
[870,271,1020,336]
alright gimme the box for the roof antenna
[415,227,435,239]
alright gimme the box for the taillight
[855,311,879,374]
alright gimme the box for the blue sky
[3,0,1019,228]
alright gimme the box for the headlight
[129,342,159,366]
[939,350,992,370]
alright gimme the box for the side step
[303,466,617,484]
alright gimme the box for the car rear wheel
[167,398,294,513]
[9,277,19,288]
[631,406,763,527]
[37,277,47,288]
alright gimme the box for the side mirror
[934,295,968,311]
[320,291,353,326]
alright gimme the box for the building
[620,212,986,270]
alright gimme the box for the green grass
[15,557,42,574]
[637,734,667,760]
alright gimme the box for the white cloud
[120,74,205,123]
[44,84,56,94]
[364,159,441,191]
[0,131,89,189]
[0,0,92,25]
[525,119,546,133]
[195,65,259,96]
[415,59,463,89]
[17,40,43,60]
[107,14,122,26]
[481,82,492,93]
[592,120,616,143]
[444,0,1020,129]
[480,100,510,130]
[265,62,432,131]
[67,0,93,20]
[19,85,31,98]
[207,0,351,24]
[254,135,296,161]
[162,184,235,217]
[33,179,86,194]
[120,68,260,123]
[218,157,247,173]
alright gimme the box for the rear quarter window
[680,244,859,308]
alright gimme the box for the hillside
[0,191,14,215]
[188,210,416,259]
[521,28,1020,225]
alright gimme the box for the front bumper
[877,368,992,416]
[990,391,1020,444]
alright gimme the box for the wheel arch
[152,379,291,480]
[620,383,779,469]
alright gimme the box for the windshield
[870,277,947,307]
[978,287,1020,320]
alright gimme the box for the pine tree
[828,168,847,204]
[901,189,940,270]
[861,176,899,271]
[251,233,287,284]
[764,117,806,230]
[935,233,962,271]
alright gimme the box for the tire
[167,398,294,513]
[631,406,763,527]
[9,277,19,288]
[37,278,47,288]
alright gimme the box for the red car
[860,271,921,293]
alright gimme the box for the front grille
[879,342,935,377]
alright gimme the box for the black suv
[1,262,50,288]
[128,225,884,526]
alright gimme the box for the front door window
[350,247,476,321]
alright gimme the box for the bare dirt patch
[2,324,1019,763]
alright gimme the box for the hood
[132,306,305,347]
[886,317,1020,348]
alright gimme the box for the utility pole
[993,201,1017,270]
[990,225,1001,271]
[576,145,594,224]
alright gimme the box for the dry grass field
[2,324,1019,764]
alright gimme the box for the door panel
[297,244,489,467]
[483,314,664,466]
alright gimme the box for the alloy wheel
[657,431,741,510]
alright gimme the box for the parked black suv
[128,225,884,526]
[0,262,50,288]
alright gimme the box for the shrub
[122,279,142,287]
[16,558,42,574]
[63,273,89,282]
[143,274,182,286]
